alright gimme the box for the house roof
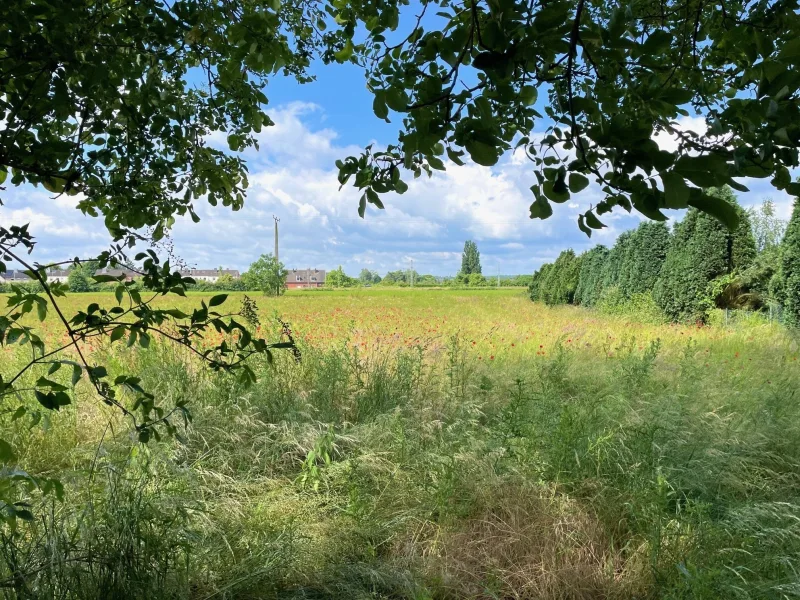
[0,269,68,281]
[1,269,31,281]
[286,268,326,283]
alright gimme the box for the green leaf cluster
[460,240,482,275]
[242,254,287,296]
[339,0,800,232]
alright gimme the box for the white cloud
[4,106,792,276]
[5,207,88,238]
[653,116,708,153]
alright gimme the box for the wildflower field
[1,288,799,599]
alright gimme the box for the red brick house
[286,268,325,289]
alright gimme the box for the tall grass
[1,290,799,598]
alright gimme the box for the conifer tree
[541,250,582,305]
[574,246,609,307]
[781,200,800,328]
[529,263,553,302]
[600,231,633,291]
[620,222,672,297]
[654,187,755,322]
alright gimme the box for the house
[0,269,69,283]
[95,267,139,282]
[0,269,31,283]
[47,270,70,283]
[179,269,240,283]
[286,268,326,289]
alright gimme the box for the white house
[0,269,69,283]
[179,269,240,283]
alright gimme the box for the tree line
[530,188,800,326]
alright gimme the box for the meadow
[1,288,799,599]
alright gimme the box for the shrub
[653,187,756,322]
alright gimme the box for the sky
[2,61,798,277]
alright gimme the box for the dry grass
[419,484,649,600]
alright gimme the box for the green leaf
[334,40,353,62]
[687,189,740,231]
[92,274,121,283]
[642,29,672,54]
[543,180,569,203]
[366,188,385,208]
[385,88,409,112]
[778,37,800,61]
[42,178,67,194]
[568,173,590,193]
[465,140,499,167]
[578,214,592,237]
[358,194,366,218]
[110,326,126,343]
[89,366,107,379]
[584,211,606,229]
[36,377,67,392]
[35,390,70,410]
[372,94,389,120]
[659,88,694,105]
[673,154,728,187]
[0,439,15,463]
[71,365,82,386]
[661,171,690,208]
[520,85,538,106]
[36,300,47,322]
[529,194,553,219]
[447,147,465,166]
[209,294,228,307]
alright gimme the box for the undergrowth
[0,292,798,599]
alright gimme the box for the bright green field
[1,288,799,599]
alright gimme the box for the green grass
[1,289,799,598]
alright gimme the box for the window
[297,276,304,281]
[311,276,317,281]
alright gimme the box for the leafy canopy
[334,0,800,232]
[243,254,288,296]
[0,0,320,514]
[460,240,482,275]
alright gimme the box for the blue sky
[2,60,797,277]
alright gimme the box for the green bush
[530,250,582,305]
[653,187,756,322]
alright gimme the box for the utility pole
[497,267,500,288]
[410,258,414,287]
[273,215,280,263]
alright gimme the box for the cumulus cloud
[3,106,794,276]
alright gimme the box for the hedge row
[528,187,797,324]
